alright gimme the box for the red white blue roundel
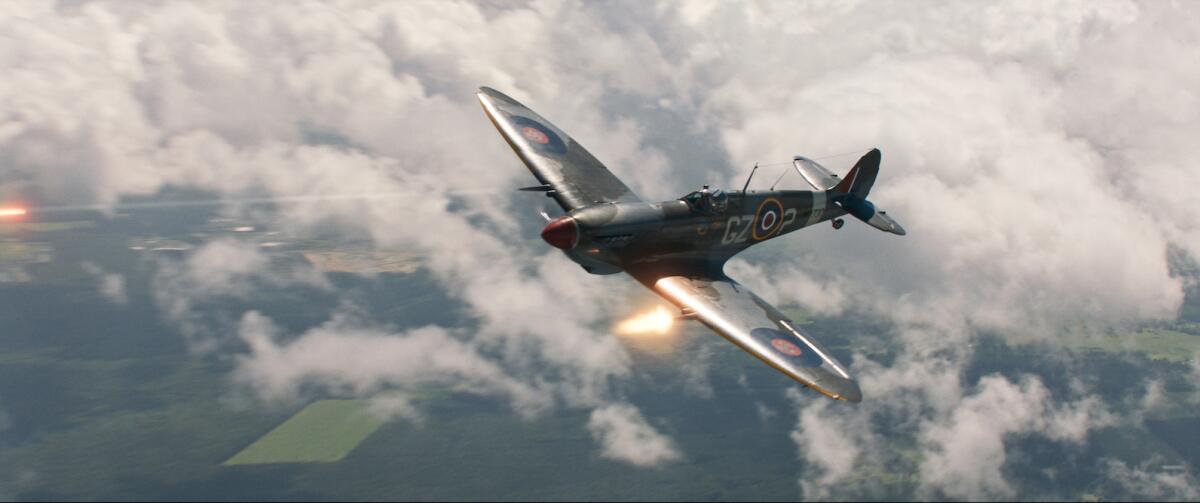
[750,327,823,367]
[510,116,567,155]
[752,198,784,240]
[771,338,803,356]
[522,127,549,144]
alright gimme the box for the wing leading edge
[477,87,641,211]
[647,275,862,402]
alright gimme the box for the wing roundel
[646,274,862,402]
[477,87,641,211]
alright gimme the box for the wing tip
[477,86,518,105]
[838,382,863,403]
[813,377,862,403]
[476,86,498,104]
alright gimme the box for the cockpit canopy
[682,186,728,214]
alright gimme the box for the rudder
[831,149,881,198]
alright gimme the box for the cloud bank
[3,0,1199,483]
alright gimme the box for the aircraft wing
[477,87,642,211]
[643,274,862,402]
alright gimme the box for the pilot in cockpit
[683,185,728,214]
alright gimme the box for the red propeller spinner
[541,216,579,249]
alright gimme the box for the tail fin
[830,148,906,236]
[831,149,881,198]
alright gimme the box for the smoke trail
[6,189,503,216]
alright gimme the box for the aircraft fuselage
[544,189,849,277]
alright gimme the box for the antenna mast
[769,162,790,191]
[741,163,758,194]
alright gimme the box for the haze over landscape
[2,1,1199,500]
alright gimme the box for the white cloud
[724,259,851,317]
[365,392,425,424]
[1104,459,1200,501]
[788,391,868,500]
[163,240,268,295]
[5,0,1200,485]
[1191,354,1200,390]
[666,5,1197,496]
[789,366,1115,500]
[1124,379,1169,426]
[6,0,1193,346]
[3,2,1195,335]
[0,1,651,428]
[917,376,1112,500]
[79,261,127,305]
[628,1,1195,349]
[754,401,777,424]
[587,403,682,467]
[786,353,961,499]
[151,239,328,352]
[233,311,551,418]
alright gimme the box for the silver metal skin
[866,211,907,236]
[653,276,862,402]
[793,156,842,191]
[478,87,906,403]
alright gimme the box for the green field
[0,221,96,235]
[1113,329,1200,362]
[224,400,388,465]
[1007,327,1200,363]
[1065,329,1200,363]
[0,241,52,263]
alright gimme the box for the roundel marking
[522,126,549,144]
[771,338,803,356]
[752,198,785,240]
[510,116,567,155]
[761,211,777,229]
[750,327,824,367]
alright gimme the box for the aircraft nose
[541,216,579,249]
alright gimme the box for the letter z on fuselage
[478,87,905,403]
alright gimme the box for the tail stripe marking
[806,191,825,227]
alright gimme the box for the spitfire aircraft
[477,87,905,403]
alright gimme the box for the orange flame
[615,306,675,336]
[0,207,27,218]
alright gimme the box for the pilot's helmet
[710,189,728,212]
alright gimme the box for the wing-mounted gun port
[518,184,556,198]
[677,307,699,321]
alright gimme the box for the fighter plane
[477,87,905,403]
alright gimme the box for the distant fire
[0,207,27,218]
[615,306,675,336]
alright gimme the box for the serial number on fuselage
[719,208,799,244]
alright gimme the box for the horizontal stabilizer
[792,156,841,191]
[826,149,905,235]
[837,196,906,235]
